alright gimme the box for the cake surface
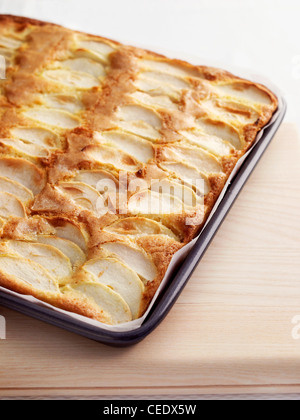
[0,15,278,324]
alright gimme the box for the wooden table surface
[0,123,300,399]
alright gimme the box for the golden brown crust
[0,14,278,324]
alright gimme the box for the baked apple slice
[0,192,27,219]
[70,281,132,324]
[101,241,157,283]
[4,241,72,280]
[82,257,144,319]
[0,255,59,293]
[37,235,86,268]
[0,176,34,203]
[104,217,178,240]
[0,157,45,195]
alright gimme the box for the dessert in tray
[0,15,278,325]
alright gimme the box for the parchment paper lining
[0,54,284,332]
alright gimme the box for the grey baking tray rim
[0,98,287,347]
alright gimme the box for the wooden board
[0,123,300,398]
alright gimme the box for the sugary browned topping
[0,15,278,324]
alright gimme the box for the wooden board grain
[0,123,300,398]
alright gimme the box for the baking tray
[0,98,287,347]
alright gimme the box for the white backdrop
[0,0,299,131]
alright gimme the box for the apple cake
[0,15,278,325]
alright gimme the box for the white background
[0,0,299,400]
[0,0,299,131]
